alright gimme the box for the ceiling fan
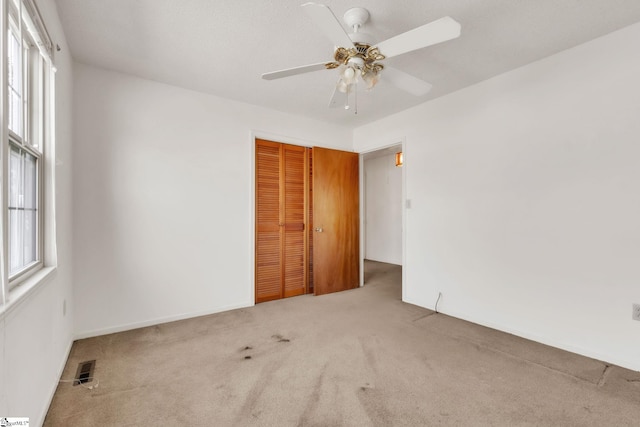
[262,2,461,111]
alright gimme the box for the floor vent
[74,360,96,386]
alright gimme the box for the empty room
[0,0,639,425]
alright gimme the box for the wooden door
[312,147,360,295]
[255,139,308,303]
[308,149,314,293]
[282,144,307,298]
[256,140,282,302]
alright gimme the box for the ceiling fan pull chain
[354,80,358,115]
[345,84,350,110]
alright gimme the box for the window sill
[0,266,57,320]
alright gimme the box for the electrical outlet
[633,304,640,321]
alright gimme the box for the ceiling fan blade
[328,86,347,108]
[262,62,327,80]
[302,2,354,48]
[376,16,461,59]
[383,66,432,96]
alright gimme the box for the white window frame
[1,0,54,296]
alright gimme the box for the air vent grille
[74,360,96,386]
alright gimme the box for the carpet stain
[359,337,379,375]
[597,364,612,387]
[241,346,253,351]
[272,334,290,342]
[298,364,327,424]
[357,384,392,426]
[235,360,285,424]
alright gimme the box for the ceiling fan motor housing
[344,7,373,44]
[347,56,364,68]
[343,7,370,30]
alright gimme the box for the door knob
[314,227,323,233]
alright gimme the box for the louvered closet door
[256,140,282,302]
[255,140,308,303]
[308,149,314,293]
[282,144,307,298]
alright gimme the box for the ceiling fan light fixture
[343,66,355,79]
[337,79,349,93]
[341,66,357,85]
[362,71,379,90]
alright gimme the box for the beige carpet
[45,261,640,426]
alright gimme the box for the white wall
[364,153,402,265]
[354,23,640,371]
[72,64,352,338]
[0,1,75,424]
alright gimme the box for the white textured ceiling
[54,0,640,128]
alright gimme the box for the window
[3,0,54,287]
[7,24,23,137]
[9,146,38,276]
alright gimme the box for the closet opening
[255,138,360,303]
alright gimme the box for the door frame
[358,137,407,301]
[250,131,406,304]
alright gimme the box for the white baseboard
[435,305,640,373]
[40,337,73,426]
[73,301,254,340]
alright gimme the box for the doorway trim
[358,137,407,301]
